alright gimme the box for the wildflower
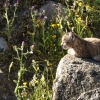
[35,80,38,84]
[44,16,47,19]
[29,6,35,10]
[4,2,10,7]
[76,17,82,22]
[78,1,83,6]
[52,35,56,39]
[47,63,52,67]
[31,6,35,9]
[23,82,27,87]
[37,19,41,23]
[51,24,56,27]
[86,5,90,10]
[16,0,19,3]
[57,24,60,27]
[77,17,81,21]
[22,41,25,45]
[51,24,60,28]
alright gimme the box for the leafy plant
[4,0,19,40]
[9,41,34,99]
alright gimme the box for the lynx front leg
[93,55,100,62]
[68,49,76,56]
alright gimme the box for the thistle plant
[30,6,38,43]
[9,41,34,99]
[4,0,19,39]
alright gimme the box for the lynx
[61,31,100,62]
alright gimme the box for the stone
[38,1,65,21]
[52,54,100,100]
[0,37,8,51]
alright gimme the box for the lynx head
[61,30,75,50]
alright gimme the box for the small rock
[0,37,8,51]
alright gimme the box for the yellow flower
[47,63,52,67]
[37,19,40,22]
[76,17,82,23]
[51,24,56,27]
[77,17,81,21]
[78,1,83,6]
[35,80,38,84]
[51,24,60,28]
[52,35,56,39]
[23,82,27,87]
[57,24,60,27]
[86,5,90,10]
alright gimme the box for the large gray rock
[52,54,100,100]
[38,1,65,21]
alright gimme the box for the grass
[0,0,100,100]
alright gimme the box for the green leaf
[9,61,13,73]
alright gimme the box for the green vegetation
[0,0,100,100]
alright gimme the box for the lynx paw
[68,49,76,56]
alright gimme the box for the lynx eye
[66,41,69,44]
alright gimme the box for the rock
[0,37,8,51]
[77,88,100,100]
[0,69,17,100]
[52,54,100,100]
[38,1,65,22]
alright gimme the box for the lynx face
[61,32,75,50]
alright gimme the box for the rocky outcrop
[0,69,17,100]
[38,1,65,21]
[52,54,100,100]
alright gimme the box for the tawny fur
[61,31,100,62]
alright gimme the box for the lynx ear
[68,32,75,41]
